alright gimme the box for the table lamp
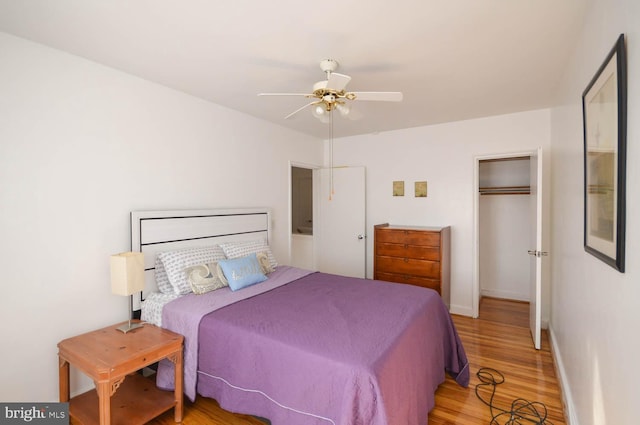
[110,252,145,333]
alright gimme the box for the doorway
[473,149,543,349]
[288,163,367,277]
[478,156,531,302]
[289,164,316,270]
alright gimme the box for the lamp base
[116,320,144,333]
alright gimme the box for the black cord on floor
[475,367,554,425]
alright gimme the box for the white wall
[332,109,551,317]
[479,194,531,301]
[549,0,640,423]
[0,32,322,402]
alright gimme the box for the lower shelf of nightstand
[70,373,176,425]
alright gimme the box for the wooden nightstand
[58,320,184,425]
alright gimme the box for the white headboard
[130,208,272,312]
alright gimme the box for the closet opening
[478,156,531,323]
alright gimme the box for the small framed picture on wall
[393,181,404,196]
[415,181,428,197]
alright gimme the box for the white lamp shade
[110,252,145,296]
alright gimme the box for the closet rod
[479,186,530,195]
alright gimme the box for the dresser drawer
[376,242,440,261]
[375,255,440,279]
[374,224,450,305]
[375,271,441,292]
[375,229,440,246]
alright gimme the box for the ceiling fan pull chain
[329,110,334,200]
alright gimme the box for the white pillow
[154,257,173,294]
[157,245,226,295]
[220,239,278,270]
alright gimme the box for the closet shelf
[479,186,530,195]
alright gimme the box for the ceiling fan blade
[326,72,351,91]
[258,92,313,97]
[284,101,321,119]
[349,91,403,102]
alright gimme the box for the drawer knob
[404,244,408,249]
[404,258,409,263]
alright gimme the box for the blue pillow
[217,254,268,291]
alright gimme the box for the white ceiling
[0,0,588,139]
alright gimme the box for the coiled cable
[475,367,554,424]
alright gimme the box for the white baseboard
[480,288,529,302]
[548,325,579,425]
[449,304,474,317]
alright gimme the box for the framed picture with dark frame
[582,34,627,272]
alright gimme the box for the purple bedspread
[156,266,314,401]
[195,272,469,425]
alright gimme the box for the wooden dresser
[374,223,450,307]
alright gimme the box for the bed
[132,208,469,425]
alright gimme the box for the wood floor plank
[137,298,566,424]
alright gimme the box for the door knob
[357,234,365,240]
[528,250,549,257]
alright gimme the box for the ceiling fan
[258,59,403,123]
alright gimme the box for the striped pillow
[220,239,278,270]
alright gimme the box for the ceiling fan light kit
[259,58,403,198]
[258,59,403,122]
[312,105,331,123]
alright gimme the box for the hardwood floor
[478,296,530,328]
[147,297,565,425]
[428,298,565,424]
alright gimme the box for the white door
[528,147,543,350]
[314,166,366,278]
